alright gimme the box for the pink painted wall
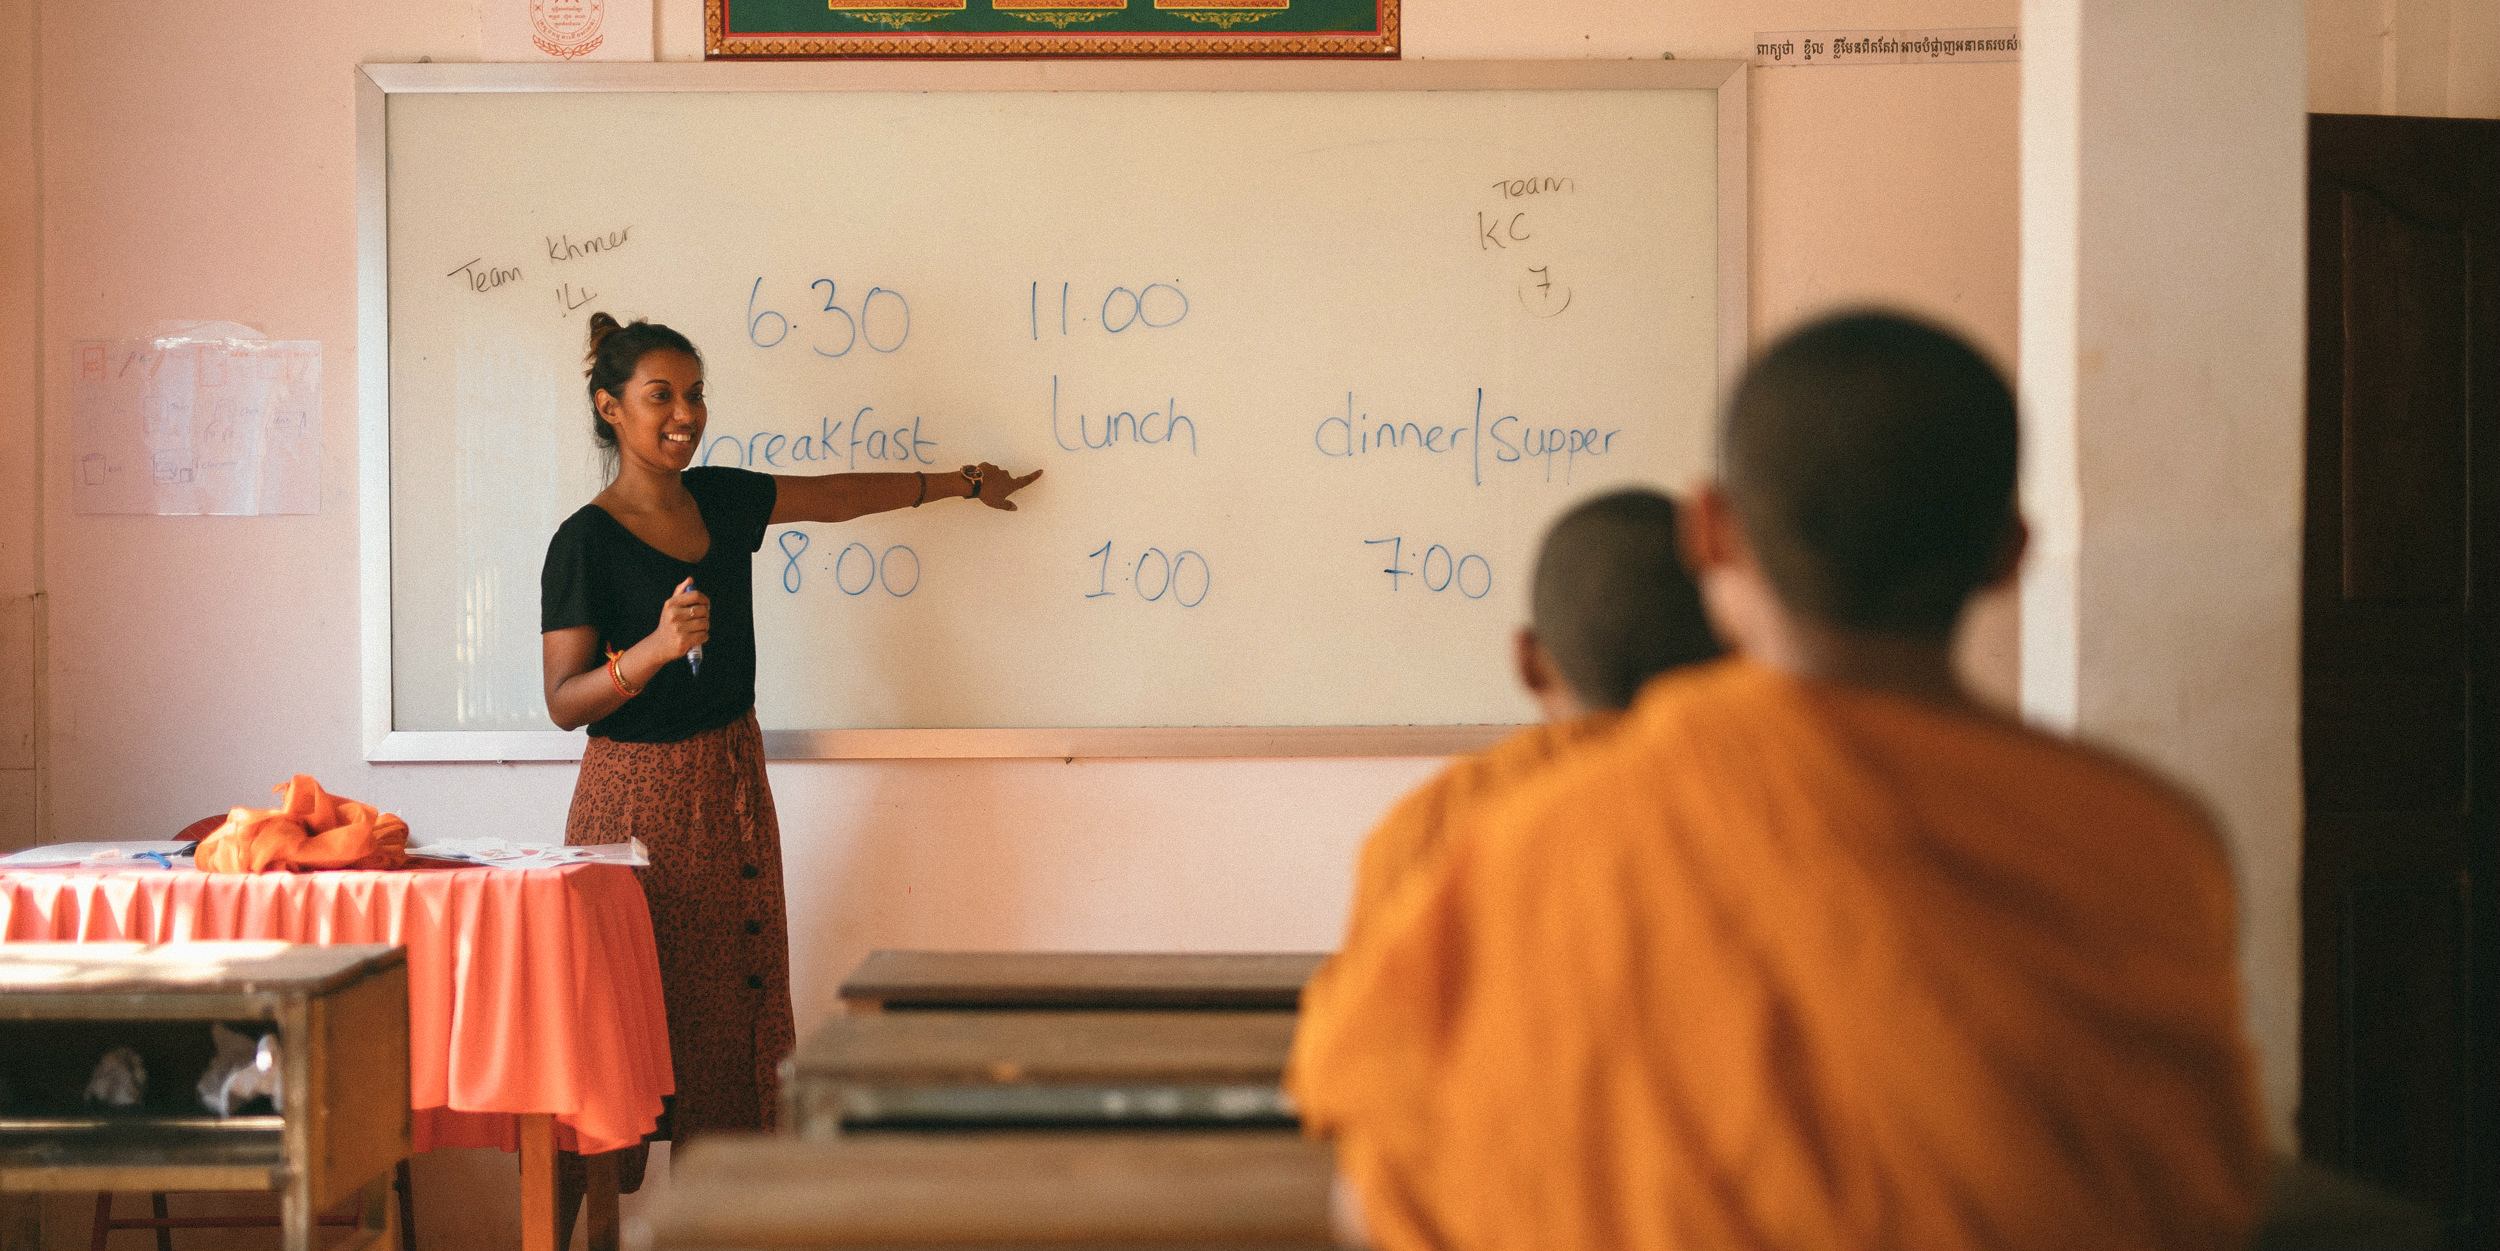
[0,0,37,846]
[13,0,2018,1244]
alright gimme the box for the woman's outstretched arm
[769,463,1042,525]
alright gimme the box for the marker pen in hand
[678,577,703,675]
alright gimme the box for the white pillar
[2019,0,2308,1146]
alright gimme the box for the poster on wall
[71,327,322,517]
[485,0,656,62]
[704,0,1395,58]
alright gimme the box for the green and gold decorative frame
[705,0,1395,57]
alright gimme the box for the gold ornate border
[705,0,1397,57]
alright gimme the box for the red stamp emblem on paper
[530,0,606,58]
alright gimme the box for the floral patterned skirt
[566,709,796,1155]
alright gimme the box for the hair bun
[585,311,622,361]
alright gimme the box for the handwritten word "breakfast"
[703,410,939,472]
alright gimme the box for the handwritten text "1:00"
[1085,542,1210,607]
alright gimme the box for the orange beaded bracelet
[604,646,644,699]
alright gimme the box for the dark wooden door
[2303,113,2500,1246]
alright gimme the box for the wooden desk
[1,865,672,1251]
[838,951,1326,1012]
[783,1011,1296,1137]
[647,1131,1336,1249]
[0,943,408,1251]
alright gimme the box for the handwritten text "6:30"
[748,277,911,357]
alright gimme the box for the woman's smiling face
[598,348,706,474]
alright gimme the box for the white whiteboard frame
[356,58,1748,763]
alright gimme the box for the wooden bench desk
[783,1010,1297,1137]
[645,1131,1337,1250]
[0,943,408,1251]
[838,951,1327,1013]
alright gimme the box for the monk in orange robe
[1328,489,1722,946]
[1291,312,2267,1251]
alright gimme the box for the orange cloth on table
[196,775,409,873]
[1288,659,2269,1251]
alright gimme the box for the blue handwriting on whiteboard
[703,409,938,471]
[778,531,809,593]
[1049,376,1198,455]
[774,529,922,598]
[1313,389,1621,485]
[747,277,910,356]
[1362,537,1492,599]
[1085,541,1210,607]
[1031,281,1189,339]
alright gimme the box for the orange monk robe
[1293,715,1620,1113]
[1293,659,2268,1251]
[1341,713,1622,949]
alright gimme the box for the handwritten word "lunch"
[1049,376,1198,455]
[703,410,939,472]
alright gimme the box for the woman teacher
[538,314,1039,1205]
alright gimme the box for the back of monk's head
[1531,489,1723,710]
[1721,310,2018,639]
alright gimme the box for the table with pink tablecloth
[0,863,673,1156]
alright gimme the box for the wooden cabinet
[0,943,409,1251]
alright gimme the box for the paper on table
[410,837,649,868]
[0,841,196,868]
[72,323,321,516]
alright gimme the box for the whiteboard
[356,61,1745,761]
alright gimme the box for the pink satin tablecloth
[0,863,672,1155]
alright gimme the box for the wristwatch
[959,464,983,499]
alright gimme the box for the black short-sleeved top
[540,467,779,743]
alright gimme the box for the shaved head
[1720,311,2018,639]
[1531,489,1723,710]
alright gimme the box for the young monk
[1325,488,1722,947]
[1292,311,2268,1251]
